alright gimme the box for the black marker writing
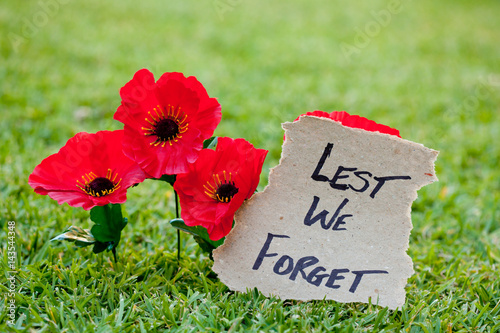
[253,233,389,292]
[304,196,352,230]
[311,143,411,198]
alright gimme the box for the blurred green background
[1,0,499,331]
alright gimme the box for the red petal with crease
[29,130,146,210]
[174,137,268,241]
[114,69,222,177]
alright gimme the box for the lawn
[1,0,500,331]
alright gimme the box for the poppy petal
[115,70,222,176]
[175,137,268,241]
[293,110,401,138]
[29,130,146,210]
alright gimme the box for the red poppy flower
[28,130,146,210]
[174,137,268,241]
[113,69,222,178]
[292,110,401,137]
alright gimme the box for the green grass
[1,0,500,331]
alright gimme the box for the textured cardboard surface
[213,116,438,309]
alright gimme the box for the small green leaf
[90,204,127,250]
[170,218,224,256]
[51,226,95,247]
[92,241,108,254]
[193,235,218,255]
[203,136,218,149]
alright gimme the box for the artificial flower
[293,110,401,137]
[29,130,146,210]
[174,137,268,241]
[114,69,222,178]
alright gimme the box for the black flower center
[154,118,179,141]
[87,177,115,196]
[76,170,122,197]
[204,171,239,203]
[143,105,189,147]
[215,182,239,203]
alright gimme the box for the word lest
[311,143,411,198]
[252,233,388,292]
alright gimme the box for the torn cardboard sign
[212,116,438,310]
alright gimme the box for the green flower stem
[111,247,117,263]
[175,191,181,262]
